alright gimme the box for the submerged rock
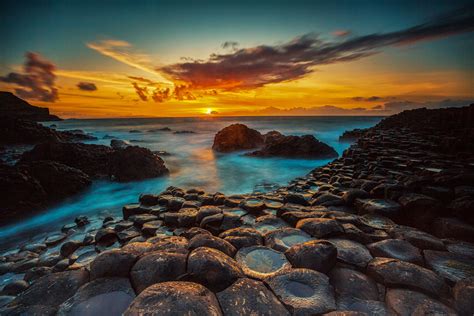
[212,124,264,152]
[236,246,291,280]
[124,281,222,316]
[265,268,336,315]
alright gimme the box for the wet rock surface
[1,105,474,314]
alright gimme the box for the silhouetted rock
[0,91,60,121]
[339,128,368,142]
[212,124,264,152]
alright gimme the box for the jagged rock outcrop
[0,91,60,121]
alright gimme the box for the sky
[0,0,473,118]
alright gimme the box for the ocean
[0,116,382,250]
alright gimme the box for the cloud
[222,41,239,50]
[132,82,148,101]
[352,96,382,102]
[382,99,474,113]
[161,6,474,90]
[0,52,58,102]
[128,76,159,85]
[332,30,351,37]
[77,82,97,91]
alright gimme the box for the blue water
[0,116,382,250]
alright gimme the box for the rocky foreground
[1,105,474,315]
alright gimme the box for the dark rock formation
[339,128,368,142]
[0,91,60,121]
[212,123,264,152]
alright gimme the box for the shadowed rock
[385,288,455,315]
[285,240,337,273]
[367,239,423,264]
[212,124,264,152]
[124,281,222,316]
[423,250,474,284]
[328,239,373,268]
[90,249,137,280]
[296,218,344,239]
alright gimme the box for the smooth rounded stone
[241,198,266,213]
[187,247,243,292]
[121,242,153,256]
[181,227,212,239]
[398,192,442,212]
[12,258,38,272]
[117,227,142,242]
[24,266,52,282]
[147,236,189,253]
[188,234,237,257]
[423,250,474,284]
[354,198,401,219]
[235,246,291,280]
[166,196,186,211]
[61,223,77,233]
[312,192,345,207]
[389,226,445,250]
[454,277,474,315]
[367,257,449,297]
[130,250,187,293]
[367,239,423,265]
[163,208,199,227]
[340,223,373,244]
[342,189,369,205]
[217,278,290,316]
[254,215,290,234]
[10,269,89,308]
[59,240,82,258]
[141,220,163,236]
[433,217,474,242]
[284,193,310,206]
[296,218,344,239]
[0,295,15,308]
[138,193,160,206]
[0,304,57,315]
[265,200,284,210]
[285,240,337,273]
[446,241,474,260]
[265,268,336,315]
[323,312,368,316]
[329,267,379,301]
[53,258,70,272]
[1,280,29,295]
[69,250,97,269]
[327,239,373,268]
[122,204,150,220]
[264,228,313,252]
[385,288,455,316]
[21,243,47,253]
[196,205,222,223]
[359,214,395,230]
[57,277,135,316]
[44,233,67,246]
[90,249,137,280]
[124,281,222,316]
[336,297,388,315]
[129,214,158,227]
[94,227,117,246]
[219,227,263,249]
[114,221,134,232]
[220,212,242,231]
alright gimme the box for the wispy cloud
[0,52,58,102]
[161,6,474,90]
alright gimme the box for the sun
[205,108,213,115]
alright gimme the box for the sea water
[0,116,382,250]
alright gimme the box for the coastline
[0,105,473,314]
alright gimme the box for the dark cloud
[332,30,351,37]
[352,96,382,102]
[161,6,474,90]
[372,104,384,110]
[132,82,148,101]
[0,52,58,102]
[222,41,239,50]
[382,99,474,113]
[128,76,158,85]
[77,82,97,91]
[210,110,219,115]
[151,87,171,103]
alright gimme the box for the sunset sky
[1,0,473,118]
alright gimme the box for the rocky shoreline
[1,105,474,315]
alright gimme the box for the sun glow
[205,108,213,115]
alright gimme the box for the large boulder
[0,91,60,121]
[247,134,338,159]
[108,146,169,181]
[212,124,264,152]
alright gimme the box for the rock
[44,233,67,246]
[235,246,291,280]
[124,281,222,316]
[389,226,445,250]
[328,239,373,268]
[0,91,61,121]
[19,161,91,202]
[219,228,263,249]
[10,269,89,309]
[163,208,198,227]
[339,128,368,142]
[367,239,423,264]
[296,218,344,239]
[453,277,474,315]
[187,247,243,292]
[1,280,29,296]
[264,228,313,252]
[255,215,290,234]
[367,257,449,297]
[90,249,137,280]
[110,139,130,149]
[241,198,266,212]
[342,189,369,205]
[328,267,379,301]
[285,240,337,273]
[354,198,401,219]
[423,250,474,284]
[0,164,46,221]
[385,288,456,316]
[265,268,336,315]
[60,240,82,258]
[108,146,169,181]
[57,277,135,315]
[188,234,237,257]
[148,236,189,253]
[130,250,187,293]
[247,134,338,159]
[398,193,442,224]
[94,227,117,246]
[432,217,474,242]
[212,124,264,152]
[217,278,290,316]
